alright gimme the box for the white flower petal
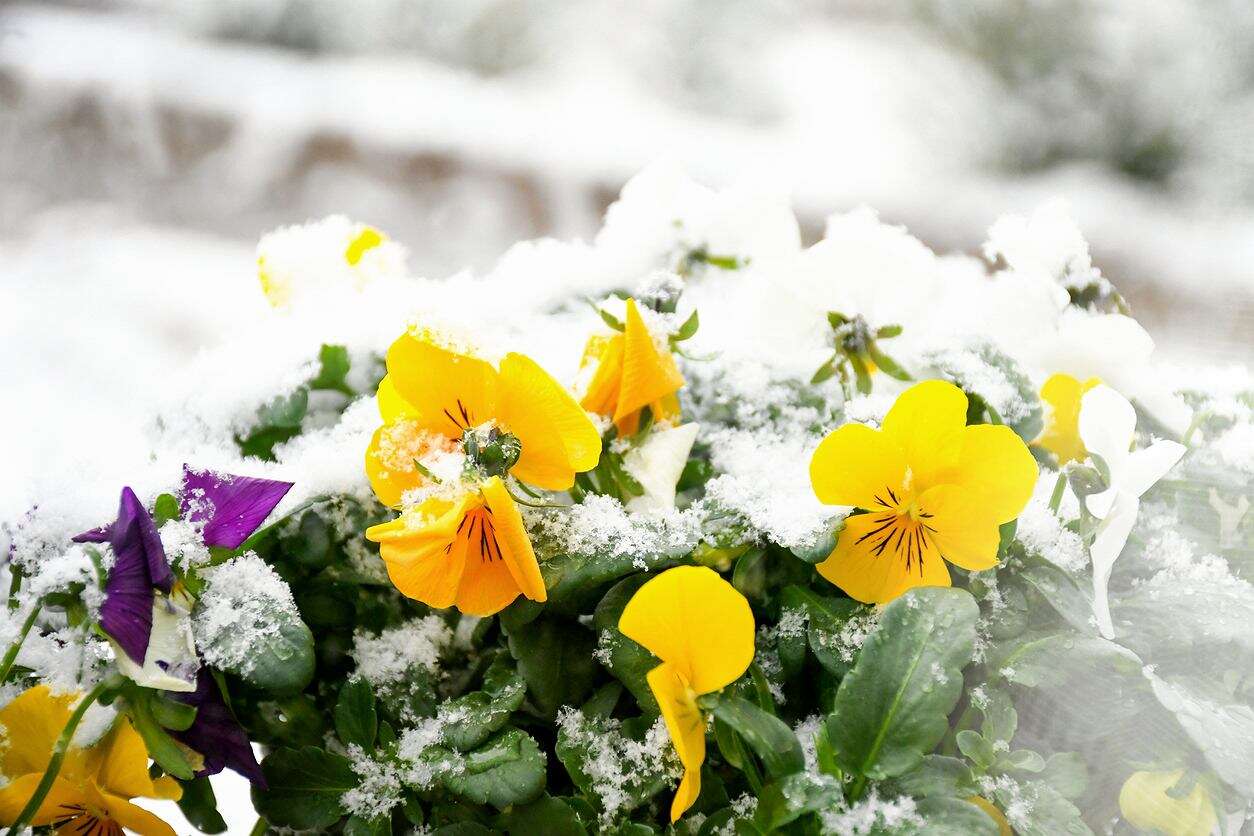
[623,422,700,513]
[1121,440,1186,499]
[1090,492,1141,639]
[114,594,200,693]
[1079,384,1137,475]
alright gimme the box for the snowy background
[1,0,1252,831]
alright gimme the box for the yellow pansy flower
[0,685,181,836]
[257,217,397,308]
[1119,769,1217,836]
[365,331,601,615]
[618,566,755,822]
[579,298,684,436]
[809,380,1038,604]
[1034,372,1102,464]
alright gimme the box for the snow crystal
[811,607,880,665]
[821,791,922,835]
[192,553,298,674]
[341,743,404,821]
[158,519,211,572]
[555,708,680,825]
[352,616,452,687]
[525,494,702,562]
[924,343,1030,423]
[1016,473,1085,573]
[793,715,824,773]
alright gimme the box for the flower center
[858,486,937,574]
[461,423,522,480]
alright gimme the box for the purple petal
[99,487,175,661]
[72,525,110,544]
[174,671,266,787]
[180,466,294,549]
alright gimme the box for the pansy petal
[372,499,472,610]
[101,495,162,664]
[1121,440,1186,499]
[93,788,178,836]
[618,566,754,694]
[95,716,170,800]
[578,333,625,418]
[816,512,951,604]
[498,352,602,490]
[881,380,968,487]
[1090,493,1140,639]
[917,485,1002,571]
[365,422,439,508]
[1079,385,1136,471]
[646,662,705,822]
[1035,373,1100,464]
[0,685,71,777]
[377,375,419,422]
[810,424,907,510]
[454,530,522,616]
[615,299,685,428]
[386,332,498,438]
[173,671,265,786]
[940,424,1039,524]
[481,477,546,603]
[0,774,82,827]
[180,466,294,549]
[118,487,174,593]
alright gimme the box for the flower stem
[7,679,109,835]
[1048,470,1067,514]
[0,600,42,684]
[505,481,571,510]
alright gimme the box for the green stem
[7,680,109,834]
[505,480,571,510]
[1048,470,1067,514]
[7,566,24,611]
[0,600,42,683]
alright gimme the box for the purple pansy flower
[179,466,294,550]
[74,487,175,664]
[173,670,267,787]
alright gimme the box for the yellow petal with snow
[810,423,907,510]
[89,783,178,836]
[940,424,1039,525]
[816,511,952,604]
[1119,770,1217,836]
[881,380,967,490]
[618,566,754,695]
[578,333,625,419]
[344,226,385,265]
[481,476,547,604]
[365,421,454,508]
[497,352,602,490]
[1035,373,1101,464]
[386,332,498,439]
[966,796,1012,836]
[646,662,705,822]
[614,299,684,431]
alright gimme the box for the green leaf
[752,772,843,830]
[956,730,996,770]
[150,696,197,732]
[440,728,547,810]
[438,660,527,751]
[252,746,356,830]
[128,696,195,780]
[980,688,1017,745]
[914,797,1001,835]
[334,677,378,749]
[153,493,181,527]
[875,324,903,339]
[237,388,309,460]
[810,356,840,385]
[281,511,333,570]
[730,549,766,599]
[1147,672,1254,796]
[867,343,911,381]
[672,310,700,342]
[886,755,976,799]
[991,781,1092,836]
[177,777,227,834]
[1039,752,1088,800]
[592,576,660,713]
[826,587,978,787]
[708,695,804,780]
[504,616,597,719]
[343,814,392,836]
[217,606,317,696]
[310,344,353,395]
[598,307,626,332]
[502,795,587,836]
[555,711,675,817]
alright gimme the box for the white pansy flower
[1079,385,1186,638]
[622,423,701,513]
[112,589,200,693]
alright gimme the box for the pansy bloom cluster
[3,168,1251,835]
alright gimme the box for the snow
[192,553,299,674]
[352,616,453,687]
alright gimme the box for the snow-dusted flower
[365,330,602,615]
[621,422,700,512]
[1079,385,1186,638]
[1118,769,1216,836]
[257,216,405,308]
